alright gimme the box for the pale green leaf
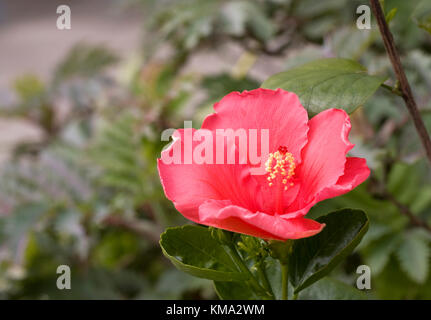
[396,231,430,284]
[261,58,387,115]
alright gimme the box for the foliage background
[0,0,431,299]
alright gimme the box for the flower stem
[281,263,288,300]
[225,244,273,299]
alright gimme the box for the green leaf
[299,277,368,300]
[53,43,118,83]
[262,256,286,300]
[329,27,377,60]
[201,73,259,102]
[289,208,369,294]
[160,225,249,281]
[213,281,260,300]
[13,74,45,103]
[373,256,418,300]
[363,233,401,274]
[387,162,420,205]
[153,269,211,299]
[293,0,347,18]
[411,186,431,215]
[284,46,324,70]
[396,231,430,284]
[3,203,48,252]
[412,0,431,35]
[261,58,387,115]
[385,7,398,23]
[214,255,286,300]
[357,222,392,250]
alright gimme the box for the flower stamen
[265,146,295,190]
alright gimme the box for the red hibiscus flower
[157,88,370,240]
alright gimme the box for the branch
[369,176,431,234]
[370,0,431,165]
[383,191,431,233]
[381,83,402,97]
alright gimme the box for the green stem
[381,83,402,96]
[225,244,272,299]
[281,263,288,300]
[256,261,274,298]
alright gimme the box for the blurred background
[0,0,430,299]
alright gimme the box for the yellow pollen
[266,148,295,190]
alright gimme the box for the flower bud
[267,239,294,265]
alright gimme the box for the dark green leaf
[160,225,249,281]
[261,58,387,115]
[289,208,369,294]
[263,256,284,300]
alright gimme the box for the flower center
[265,146,296,214]
[265,146,296,190]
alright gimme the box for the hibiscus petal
[158,129,261,222]
[202,88,309,166]
[280,157,370,220]
[199,200,325,240]
[294,108,354,207]
[316,157,370,201]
